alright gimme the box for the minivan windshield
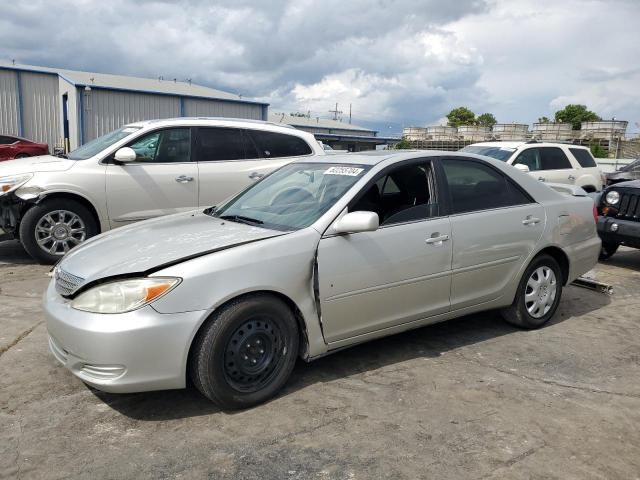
[212,162,370,231]
[461,145,516,162]
[67,126,142,160]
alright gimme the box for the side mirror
[514,163,530,173]
[333,211,379,234]
[114,147,137,163]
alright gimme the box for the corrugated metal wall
[82,89,181,141]
[183,98,263,120]
[20,72,60,151]
[0,69,20,136]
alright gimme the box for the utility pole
[329,103,342,121]
[349,103,352,124]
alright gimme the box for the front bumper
[597,216,640,249]
[44,280,207,393]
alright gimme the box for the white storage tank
[531,122,573,141]
[492,123,529,140]
[426,126,458,141]
[580,121,628,139]
[457,125,491,141]
[402,127,428,142]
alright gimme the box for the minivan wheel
[599,242,619,260]
[19,198,98,264]
[501,254,563,329]
[190,294,299,409]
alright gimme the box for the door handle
[175,175,194,183]
[568,175,576,181]
[248,171,265,180]
[522,216,541,226]
[537,176,546,182]
[425,234,450,245]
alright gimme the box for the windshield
[461,145,516,162]
[620,159,640,172]
[213,163,370,231]
[67,126,142,160]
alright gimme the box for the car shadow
[599,248,640,272]
[97,287,610,421]
[0,240,36,265]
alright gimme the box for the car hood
[58,211,286,285]
[607,179,640,189]
[0,155,75,176]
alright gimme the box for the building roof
[0,60,267,105]
[269,112,376,133]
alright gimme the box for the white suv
[462,141,604,192]
[0,118,324,263]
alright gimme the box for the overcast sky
[1,0,639,134]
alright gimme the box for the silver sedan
[44,151,601,408]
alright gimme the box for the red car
[0,134,49,161]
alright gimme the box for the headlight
[71,277,180,314]
[0,174,33,196]
[605,191,620,205]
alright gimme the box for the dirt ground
[1,239,639,479]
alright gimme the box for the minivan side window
[569,148,597,168]
[249,130,313,158]
[442,159,531,214]
[193,128,260,161]
[539,147,572,170]
[127,128,191,163]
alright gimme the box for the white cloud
[0,0,638,133]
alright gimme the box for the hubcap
[35,210,87,256]
[224,317,285,393]
[524,266,557,319]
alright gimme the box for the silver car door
[105,127,197,227]
[441,158,545,310]
[317,160,452,343]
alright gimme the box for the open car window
[351,161,437,226]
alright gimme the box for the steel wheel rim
[223,316,285,393]
[524,266,557,319]
[34,210,87,256]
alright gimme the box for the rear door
[317,159,452,343]
[105,127,198,226]
[195,128,314,208]
[441,157,545,309]
[569,147,603,190]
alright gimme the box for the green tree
[394,137,413,149]
[476,113,497,127]
[538,116,551,123]
[446,107,476,127]
[554,104,601,130]
[590,143,607,158]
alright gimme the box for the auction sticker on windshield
[324,166,364,176]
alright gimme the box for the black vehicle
[595,180,640,259]
[606,159,640,185]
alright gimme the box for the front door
[105,127,198,226]
[317,160,452,343]
[514,147,575,185]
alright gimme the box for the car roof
[125,117,296,131]
[468,141,590,150]
[297,150,484,166]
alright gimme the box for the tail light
[592,203,598,223]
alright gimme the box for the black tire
[501,254,563,329]
[14,153,30,159]
[599,242,619,260]
[190,294,299,409]
[19,198,98,264]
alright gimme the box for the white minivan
[0,118,324,263]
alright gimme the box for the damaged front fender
[0,191,37,240]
